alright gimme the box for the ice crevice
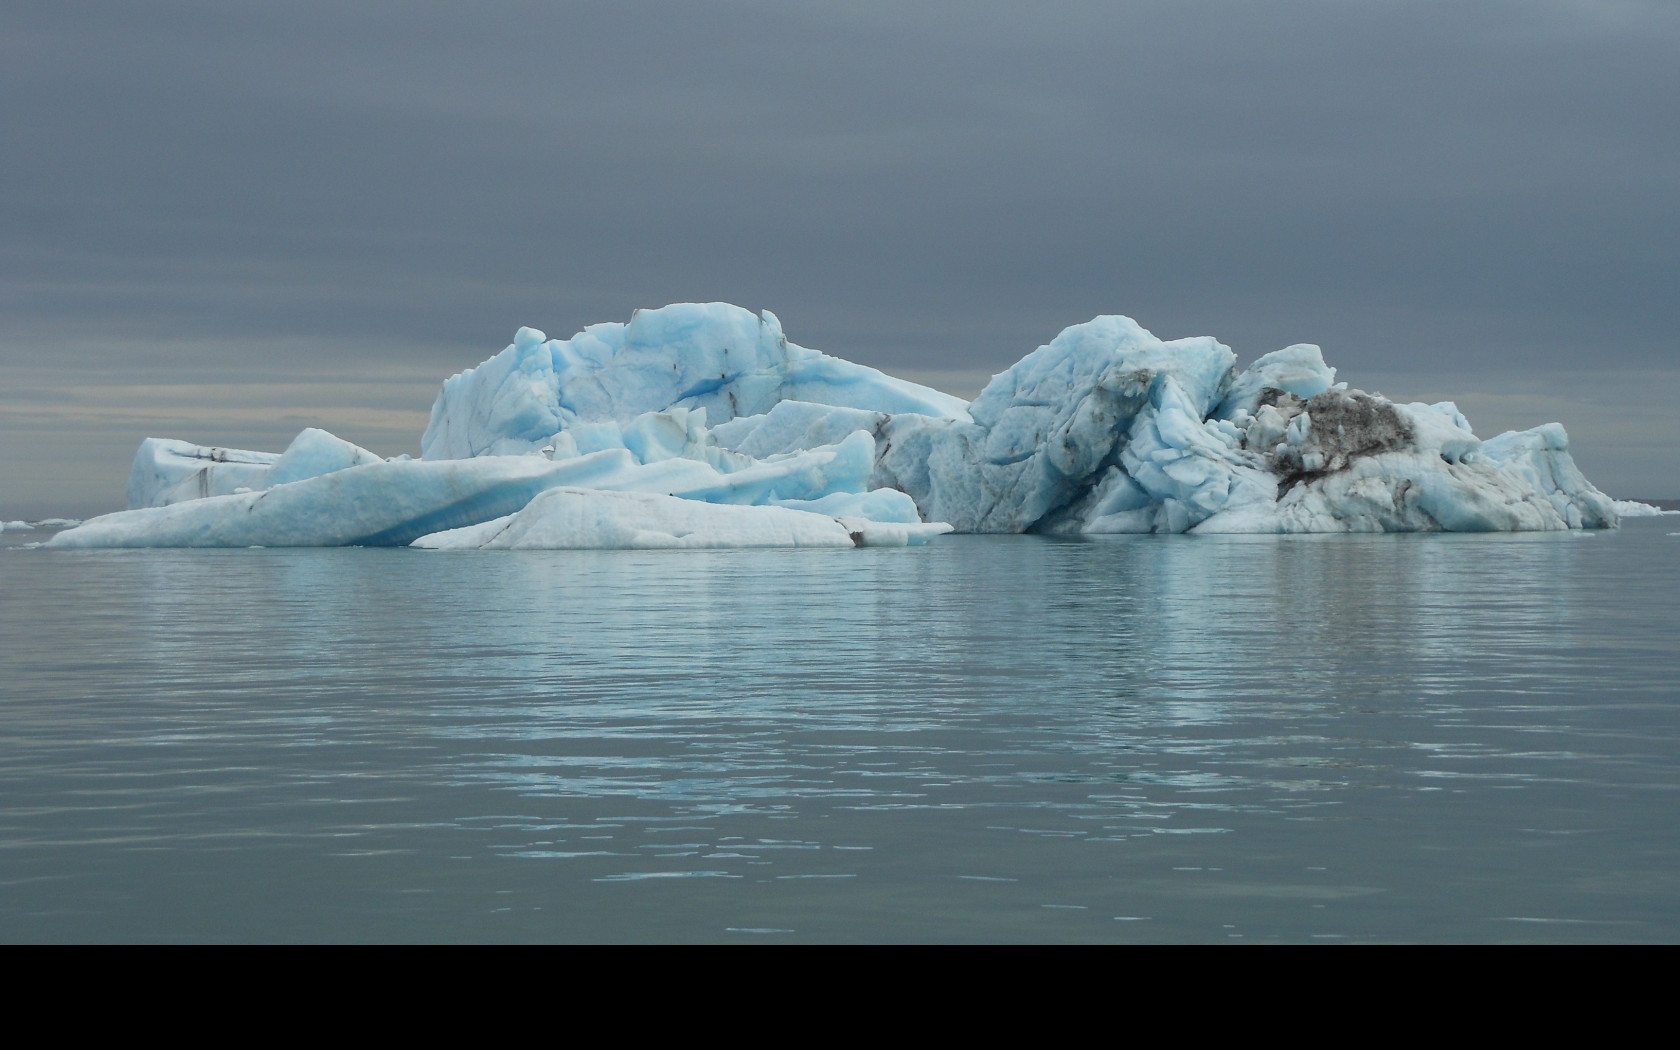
[49,301,1625,549]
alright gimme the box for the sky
[4,0,1677,517]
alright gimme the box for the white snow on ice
[412,488,950,550]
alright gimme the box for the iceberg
[49,301,1627,549]
[5,518,80,531]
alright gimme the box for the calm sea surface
[2,519,1677,942]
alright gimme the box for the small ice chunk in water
[1613,500,1670,517]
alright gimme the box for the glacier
[50,301,1626,549]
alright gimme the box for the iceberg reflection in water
[2,522,1678,941]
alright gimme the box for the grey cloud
[3,1,1677,510]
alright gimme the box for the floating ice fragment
[412,488,950,550]
[1613,499,1671,517]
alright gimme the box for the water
[2,520,1677,942]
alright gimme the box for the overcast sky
[4,0,1677,516]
